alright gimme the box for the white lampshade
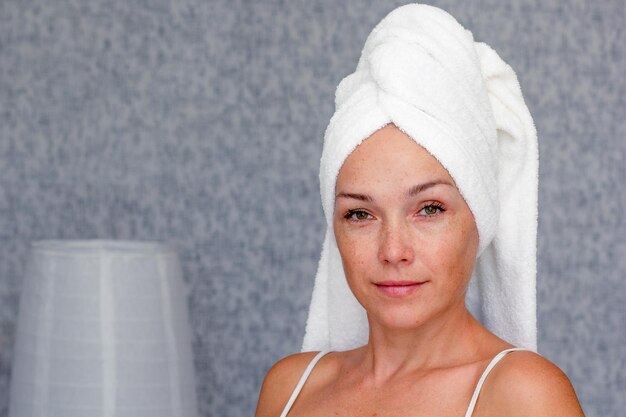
[9,240,199,417]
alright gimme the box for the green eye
[418,204,445,217]
[344,210,371,222]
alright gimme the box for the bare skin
[255,124,585,417]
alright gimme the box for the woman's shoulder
[254,351,327,417]
[478,349,585,416]
[266,351,324,383]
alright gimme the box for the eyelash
[343,203,446,223]
[343,209,373,222]
[417,202,446,217]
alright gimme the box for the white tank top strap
[463,347,535,417]
[279,350,331,417]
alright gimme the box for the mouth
[374,280,427,298]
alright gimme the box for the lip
[374,280,427,298]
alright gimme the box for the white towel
[302,3,538,352]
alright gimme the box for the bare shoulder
[254,351,322,417]
[478,350,585,416]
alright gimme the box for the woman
[256,4,584,416]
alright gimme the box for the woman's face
[333,124,479,330]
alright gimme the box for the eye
[417,203,445,217]
[344,209,373,222]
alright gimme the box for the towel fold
[302,3,538,352]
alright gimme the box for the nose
[378,219,415,266]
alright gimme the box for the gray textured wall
[0,0,624,416]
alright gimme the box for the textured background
[0,0,624,416]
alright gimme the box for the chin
[368,304,434,331]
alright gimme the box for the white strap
[464,347,533,417]
[279,351,330,417]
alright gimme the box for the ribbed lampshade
[9,240,199,417]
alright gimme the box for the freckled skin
[333,124,479,330]
[255,124,585,417]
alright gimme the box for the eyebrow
[335,192,374,202]
[406,180,454,197]
[336,180,454,202]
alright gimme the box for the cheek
[430,216,478,283]
[335,230,365,272]
[333,224,375,286]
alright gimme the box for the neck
[360,301,483,384]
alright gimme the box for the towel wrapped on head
[303,3,538,352]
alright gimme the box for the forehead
[336,124,454,188]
